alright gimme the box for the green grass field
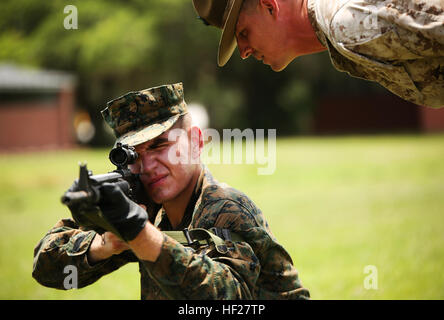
[1,134,443,299]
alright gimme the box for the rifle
[61,143,144,235]
[61,144,242,252]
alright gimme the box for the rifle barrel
[61,190,92,206]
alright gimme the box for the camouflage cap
[101,83,188,147]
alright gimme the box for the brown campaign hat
[192,0,244,67]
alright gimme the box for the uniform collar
[306,0,327,48]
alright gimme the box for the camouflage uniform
[307,0,444,108]
[33,166,309,299]
[33,82,309,299]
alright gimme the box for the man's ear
[259,0,279,18]
[189,126,203,159]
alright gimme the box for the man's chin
[144,186,166,204]
[148,193,168,205]
[148,188,178,205]
[270,62,289,72]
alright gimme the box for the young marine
[32,83,310,299]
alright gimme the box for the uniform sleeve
[329,0,444,108]
[214,200,310,299]
[139,200,309,299]
[329,0,444,60]
[32,218,136,289]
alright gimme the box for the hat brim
[218,0,244,67]
[115,114,182,147]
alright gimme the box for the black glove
[97,182,148,242]
[65,181,105,233]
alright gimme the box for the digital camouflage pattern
[101,83,188,147]
[32,166,310,299]
[307,0,444,108]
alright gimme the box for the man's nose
[139,152,157,174]
[237,41,253,59]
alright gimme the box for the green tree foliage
[0,0,386,144]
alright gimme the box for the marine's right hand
[87,232,130,265]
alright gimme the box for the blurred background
[0,0,443,299]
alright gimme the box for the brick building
[314,94,444,135]
[0,64,76,152]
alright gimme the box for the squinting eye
[151,143,169,150]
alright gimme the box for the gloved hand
[65,181,103,232]
[97,182,148,242]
